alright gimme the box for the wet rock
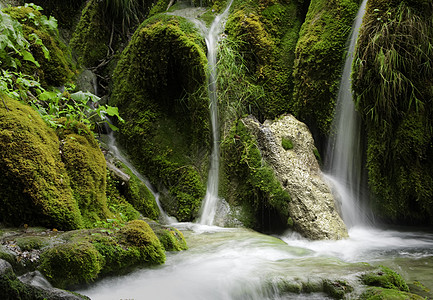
[242,115,348,239]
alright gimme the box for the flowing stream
[75,2,433,299]
[324,0,369,228]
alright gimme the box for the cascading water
[197,0,233,225]
[105,132,176,224]
[324,0,369,228]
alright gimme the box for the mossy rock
[38,220,165,288]
[360,287,425,300]
[360,266,410,292]
[220,120,291,232]
[352,0,433,225]
[225,0,302,120]
[69,0,110,67]
[57,122,113,227]
[38,241,103,288]
[292,0,359,136]
[323,279,354,299]
[2,5,75,87]
[0,97,83,230]
[110,15,209,221]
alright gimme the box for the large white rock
[242,115,348,240]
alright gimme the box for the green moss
[360,287,425,300]
[69,0,109,67]
[2,6,75,87]
[281,137,294,150]
[323,279,354,299]
[353,1,433,225]
[118,220,166,264]
[221,120,291,231]
[57,122,113,227]
[292,0,359,136]
[225,0,302,121]
[110,15,209,222]
[154,227,188,251]
[38,220,165,288]
[361,266,410,292]
[15,236,48,251]
[39,241,103,288]
[0,97,83,230]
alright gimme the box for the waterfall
[105,132,177,224]
[198,0,233,225]
[324,0,369,228]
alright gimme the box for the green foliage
[0,70,123,130]
[352,1,433,224]
[292,0,359,135]
[1,5,75,87]
[225,0,302,121]
[221,120,291,231]
[281,137,293,150]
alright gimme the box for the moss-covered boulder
[2,5,75,87]
[292,0,360,137]
[0,97,83,230]
[359,266,424,300]
[225,0,303,121]
[70,0,170,68]
[110,15,209,222]
[57,122,113,227]
[38,220,166,289]
[352,0,433,225]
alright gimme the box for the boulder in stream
[229,115,348,239]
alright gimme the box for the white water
[76,224,433,299]
[105,133,177,224]
[198,0,233,225]
[324,0,369,228]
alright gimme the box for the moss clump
[57,122,113,227]
[292,0,359,136]
[2,6,75,87]
[15,236,48,251]
[323,279,354,299]
[359,287,425,300]
[111,15,209,222]
[352,0,433,224]
[152,226,187,251]
[225,0,303,121]
[0,97,83,230]
[38,242,103,288]
[281,137,293,150]
[221,120,291,231]
[118,220,166,264]
[38,220,166,288]
[69,0,110,67]
[361,266,409,292]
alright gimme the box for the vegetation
[292,0,359,138]
[353,0,433,224]
[110,15,209,222]
[225,0,302,121]
[221,120,291,231]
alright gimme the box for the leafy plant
[0,69,123,130]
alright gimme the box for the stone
[242,115,348,239]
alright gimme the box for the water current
[75,1,433,299]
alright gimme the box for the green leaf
[22,50,40,67]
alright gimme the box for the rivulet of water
[197,0,233,225]
[324,0,369,228]
[105,132,177,224]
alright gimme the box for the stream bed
[76,224,433,299]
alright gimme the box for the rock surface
[242,115,348,239]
